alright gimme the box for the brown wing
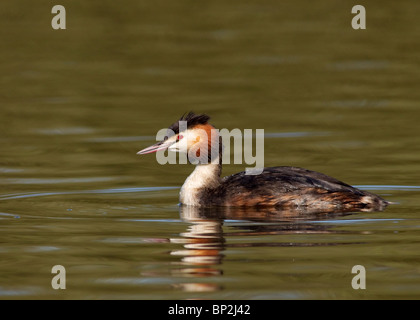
[204,166,387,211]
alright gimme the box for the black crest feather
[167,112,210,136]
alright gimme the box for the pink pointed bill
[137,141,171,155]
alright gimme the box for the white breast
[179,162,221,206]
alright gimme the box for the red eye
[177,135,183,141]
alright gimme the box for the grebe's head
[137,112,221,164]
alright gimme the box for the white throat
[179,160,221,206]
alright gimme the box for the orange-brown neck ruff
[190,123,215,160]
[183,123,223,167]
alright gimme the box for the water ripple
[357,185,420,191]
[0,177,115,185]
[86,136,156,143]
[263,132,329,138]
[0,186,179,201]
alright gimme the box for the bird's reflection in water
[169,205,381,292]
[170,207,225,292]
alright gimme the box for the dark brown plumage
[167,112,211,137]
[200,167,388,212]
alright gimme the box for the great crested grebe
[137,112,388,212]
